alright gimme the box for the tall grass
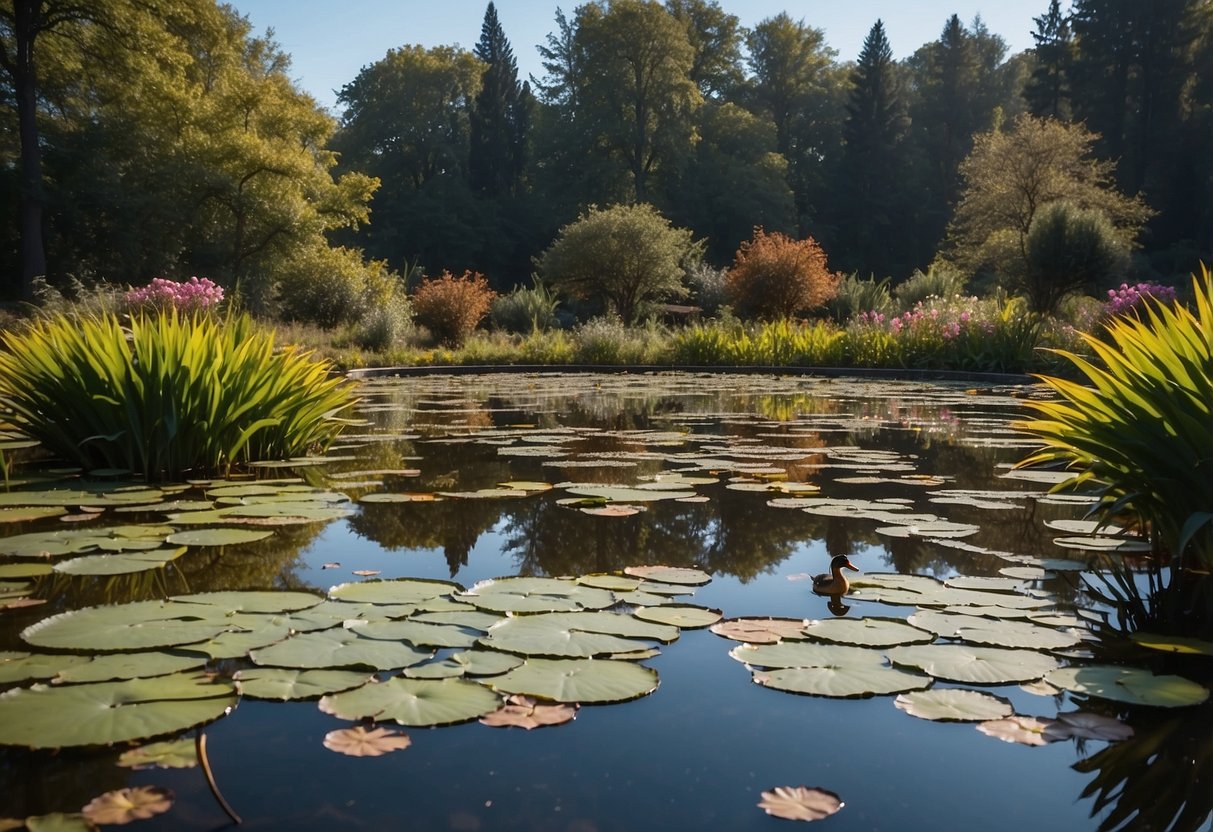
[0,311,357,479]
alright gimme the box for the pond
[0,372,1209,831]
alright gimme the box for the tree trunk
[12,0,48,300]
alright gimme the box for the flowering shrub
[1103,282,1177,318]
[412,271,496,347]
[125,276,224,314]
[726,229,840,321]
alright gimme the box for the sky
[229,0,1044,115]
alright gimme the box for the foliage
[124,277,224,315]
[685,263,729,317]
[668,319,845,366]
[275,246,399,329]
[893,264,968,311]
[944,115,1152,283]
[412,271,497,347]
[572,317,668,365]
[0,311,356,478]
[1016,267,1213,582]
[1021,201,1130,313]
[725,229,840,321]
[826,274,895,322]
[536,203,700,326]
[469,2,531,199]
[354,295,413,352]
[490,280,560,333]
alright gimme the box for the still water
[1,373,1208,831]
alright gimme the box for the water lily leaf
[999,567,1055,580]
[328,578,461,606]
[250,629,432,671]
[0,489,164,508]
[355,620,480,649]
[633,604,721,629]
[53,547,187,576]
[53,651,207,684]
[564,485,695,503]
[457,577,616,614]
[113,500,215,514]
[358,492,441,503]
[164,528,272,547]
[950,617,1081,650]
[756,786,843,822]
[116,738,198,770]
[754,664,931,698]
[22,602,234,651]
[576,574,643,591]
[622,565,712,585]
[0,673,237,748]
[81,786,174,825]
[709,617,809,644]
[233,668,371,700]
[977,715,1059,746]
[1044,665,1209,708]
[0,562,53,578]
[489,658,659,703]
[15,814,94,832]
[319,677,500,726]
[0,525,172,559]
[498,481,552,492]
[802,617,934,647]
[581,505,644,517]
[0,651,90,684]
[480,694,577,729]
[438,488,529,500]
[1043,519,1126,535]
[1046,711,1134,741]
[0,506,66,524]
[323,725,412,756]
[171,591,324,614]
[404,649,524,680]
[886,645,1059,685]
[875,521,980,539]
[943,576,1030,593]
[479,612,677,658]
[1129,633,1213,656]
[894,689,1014,721]
[731,641,885,669]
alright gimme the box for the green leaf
[249,628,433,670]
[886,644,1059,685]
[328,578,460,606]
[1045,665,1209,708]
[457,577,616,613]
[53,546,187,575]
[802,617,935,647]
[894,689,1014,721]
[21,602,233,651]
[233,668,371,700]
[165,528,273,547]
[319,677,500,726]
[753,664,930,698]
[488,658,659,703]
[632,604,722,629]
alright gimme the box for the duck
[811,555,860,595]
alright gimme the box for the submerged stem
[197,730,242,825]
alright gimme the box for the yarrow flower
[125,276,224,314]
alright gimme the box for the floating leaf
[480,694,577,729]
[977,715,1059,746]
[886,644,1059,685]
[0,674,237,748]
[329,577,460,606]
[894,689,1014,722]
[753,664,930,698]
[53,547,187,576]
[0,506,66,524]
[576,574,643,591]
[1046,711,1134,741]
[622,565,712,585]
[165,528,272,547]
[802,617,934,647]
[479,611,678,658]
[730,641,884,670]
[21,602,233,651]
[170,591,324,614]
[0,562,53,579]
[404,649,524,680]
[250,629,432,671]
[81,787,174,825]
[1129,633,1213,656]
[709,617,809,644]
[458,577,616,614]
[323,726,412,757]
[233,668,371,700]
[359,492,441,503]
[355,620,480,649]
[0,651,89,684]
[489,658,659,703]
[581,505,644,517]
[117,739,198,770]
[756,786,843,822]
[1045,665,1209,708]
[564,485,695,503]
[319,677,500,727]
[53,651,207,684]
[633,604,721,629]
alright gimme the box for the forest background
[2,0,1210,334]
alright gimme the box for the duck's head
[831,555,860,573]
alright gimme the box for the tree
[725,228,839,321]
[1025,0,1075,119]
[535,202,701,325]
[1022,201,1128,311]
[664,0,743,100]
[944,114,1152,284]
[469,3,531,199]
[833,20,909,277]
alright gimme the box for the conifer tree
[1025,0,1074,119]
[469,2,530,198]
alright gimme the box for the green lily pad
[457,577,616,614]
[165,528,273,547]
[633,605,722,629]
[52,651,207,683]
[319,677,500,726]
[802,617,935,647]
[0,489,165,508]
[170,591,324,614]
[249,628,433,670]
[942,616,1081,651]
[875,521,980,539]
[753,664,931,698]
[709,618,810,644]
[233,668,371,700]
[564,486,695,503]
[886,644,1059,685]
[22,602,234,651]
[1045,665,1209,708]
[353,620,480,649]
[0,525,172,559]
[479,611,678,658]
[0,562,53,578]
[894,689,1015,722]
[409,609,503,631]
[0,673,237,748]
[117,738,199,770]
[623,565,712,585]
[575,574,643,591]
[405,649,524,680]
[1052,536,1151,553]
[328,578,460,606]
[0,506,66,524]
[1129,633,1213,656]
[53,546,187,576]
[0,651,90,684]
[730,641,885,669]
[488,658,659,703]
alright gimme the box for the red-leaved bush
[412,270,496,347]
[726,229,840,321]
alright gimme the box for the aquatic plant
[0,310,357,479]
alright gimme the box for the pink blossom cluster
[855,298,992,342]
[1104,282,1177,318]
[125,276,224,313]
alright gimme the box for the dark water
[1,373,1208,831]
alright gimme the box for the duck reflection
[825,595,851,616]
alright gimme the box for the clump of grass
[0,311,357,479]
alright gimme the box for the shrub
[827,273,894,322]
[1022,201,1129,314]
[490,280,560,333]
[686,264,729,317]
[412,271,497,347]
[0,311,357,479]
[573,317,666,365]
[725,229,840,321]
[354,294,413,352]
[125,276,224,314]
[536,203,701,326]
[893,263,966,311]
[276,247,398,328]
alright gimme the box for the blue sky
[230,1,1044,114]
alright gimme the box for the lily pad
[0,673,237,748]
[802,617,935,648]
[977,715,1059,746]
[0,563,53,579]
[328,578,460,606]
[1128,633,1213,656]
[22,602,234,651]
[622,565,712,585]
[1044,665,1209,708]
[0,651,90,685]
[480,694,577,729]
[53,547,187,576]
[117,738,198,770]
[250,629,432,671]
[479,611,678,658]
[457,577,616,614]
[82,786,174,825]
[354,620,480,649]
[633,604,722,629]
[323,725,413,756]
[165,528,273,547]
[1046,711,1134,741]
[489,658,659,703]
[753,664,931,698]
[894,689,1014,721]
[709,618,810,644]
[886,644,1059,685]
[757,786,843,822]
[52,651,207,684]
[319,677,500,726]
[730,641,887,670]
[233,668,371,700]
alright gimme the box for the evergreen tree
[834,20,910,277]
[469,2,530,198]
[1025,0,1074,119]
